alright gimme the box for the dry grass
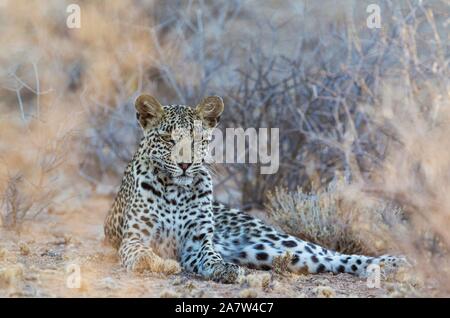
[364,83,450,294]
[0,107,77,229]
[267,179,405,255]
[1,175,47,228]
[272,252,295,276]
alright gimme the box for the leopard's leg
[179,208,244,284]
[119,234,181,275]
[104,203,123,249]
[118,206,180,274]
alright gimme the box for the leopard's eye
[160,133,174,144]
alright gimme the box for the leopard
[104,94,406,283]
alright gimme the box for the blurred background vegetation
[0,0,449,294]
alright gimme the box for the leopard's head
[135,94,223,186]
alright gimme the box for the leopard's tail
[212,203,406,277]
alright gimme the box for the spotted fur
[104,94,405,283]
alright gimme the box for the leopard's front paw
[160,259,182,275]
[130,252,181,275]
[211,262,244,284]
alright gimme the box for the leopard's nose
[178,163,191,171]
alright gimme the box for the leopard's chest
[136,180,195,259]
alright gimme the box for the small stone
[19,243,30,256]
[239,288,258,298]
[316,278,330,285]
[41,249,62,259]
[315,286,336,298]
[160,289,180,298]
[172,277,185,285]
[53,236,72,245]
[0,248,7,260]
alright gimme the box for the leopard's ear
[195,96,224,128]
[135,94,164,129]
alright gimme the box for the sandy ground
[0,196,426,298]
